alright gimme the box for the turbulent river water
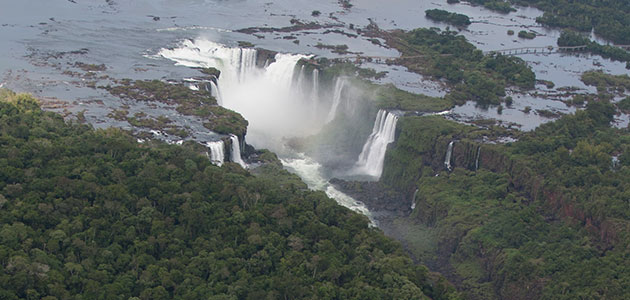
[1,0,628,220]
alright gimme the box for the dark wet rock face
[329,178,410,217]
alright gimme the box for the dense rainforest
[378,95,630,299]
[0,89,459,300]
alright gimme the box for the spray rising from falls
[159,39,327,150]
[354,110,399,178]
[444,141,454,171]
[206,141,225,166]
[229,134,247,169]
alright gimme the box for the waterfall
[229,134,247,169]
[264,53,304,87]
[295,65,306,95]
[354,110,399,178]
[310,69,319,102]
[209,81,223,105]
[411,188,419,210]
[475,146,481,171]
[325,77,347,124]
[444,141,454,171]
[159,39,317,149]
[310,69,320,117]
[206,140,225,166]
[159,39,375,222]
[235,48,257,83]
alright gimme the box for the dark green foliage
[526,0,630,45]
[314,43,351,55]
[0,90,459,300]
[558,31,630,64]
[381,98,630,299]
[517,30,536,39]
[388,28,535,106]
[581,70,630,94]
[618,97,630,112]
[198,67,221,78]
[453,0,630,44]
[468,0,516,13]
[474,0,630,44]
[237,41,254,48]
[425,9,471,27]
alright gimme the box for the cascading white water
[236,48,257,83]
[209,81,223,105]
[281,153,374,225]
[206,140,225,166]
[354,110,399,178]
[325,77,348,124]
[475,146,481,171]
[229,134,247,169]
[444,141,454,171]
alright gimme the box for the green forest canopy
[0,89,458,300]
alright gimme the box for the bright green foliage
[0,91,459,299]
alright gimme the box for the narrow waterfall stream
[354,110,399,178]
[229,134,247,169]
[444,141,454,171]
[475,146,481,171]
[325,77,348,124]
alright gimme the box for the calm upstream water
[1,0,628,219]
